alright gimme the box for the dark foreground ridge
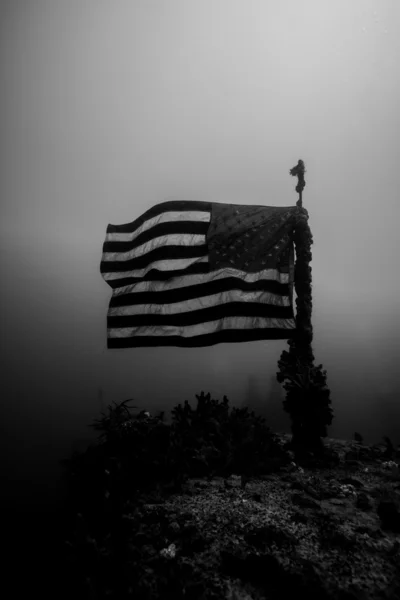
[38,394,400,599]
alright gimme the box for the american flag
[100,200,305,348]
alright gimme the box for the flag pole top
[290,160,306,208]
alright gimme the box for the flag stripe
[110,267,290,298]
[108,299,292,328]
[102,261,212,289]
[105,210,210,244]
[108,316,295,337]
[107,326,296,347]
[108,316,294,346]
[103,232,206,264]
[102,256,210,284]
[100,200,300,347]
[106,200,212,234]
[109,271,291,308]
[101,238,208,273]
[109,289,290,318]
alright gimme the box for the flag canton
[207,203,297,273]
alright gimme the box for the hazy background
[1,0,400,519]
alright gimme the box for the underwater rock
[339,476,364,489]
[356,492,373,511]
[377,500,400,533]
[291,492,321,510]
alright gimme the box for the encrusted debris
[131,433,400,600]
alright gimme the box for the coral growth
[59,392,400,600]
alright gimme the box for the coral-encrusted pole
[277,160,334,454]
[288,159,313,363]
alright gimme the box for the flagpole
[289,160,306,207]
[288,158,311,364]
[276,158,334,455]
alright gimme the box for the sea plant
[60,391,290,598]
[354,432,363,444]
[170,391,284,479]
[277,354,333,456]
[383,436,395,460]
